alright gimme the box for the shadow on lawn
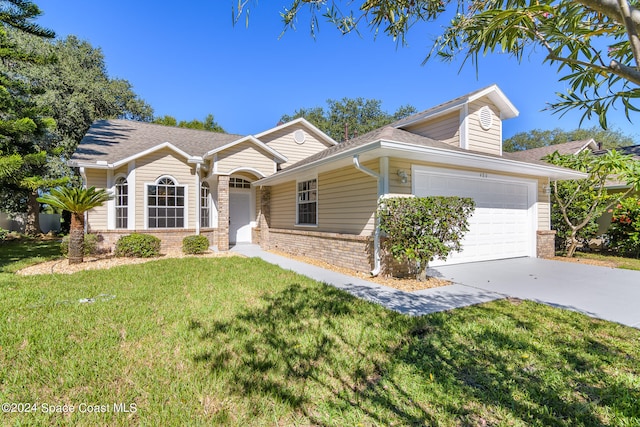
[190,283,640,425]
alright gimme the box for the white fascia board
[378,140,586,180]
[255,139,586,186]
[469,84,519,119]
[69,142,199,169]
[112,142,195,168]
[203,135,288,163]
[394,102,466,129]
[254,117,337,146]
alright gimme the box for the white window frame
[145,175,188,229]
[200,181,211,228]
[114,175,128,229]
[296,177,318,227]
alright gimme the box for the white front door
[229,191,252,244]
[413,166,536,266]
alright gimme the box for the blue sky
[36,1,638,141]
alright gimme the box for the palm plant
[37,186,111,264]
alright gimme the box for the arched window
[147,176,185,228]
[115,176,128,229]
[200,182,210,228]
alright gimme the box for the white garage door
[413,167,536,266]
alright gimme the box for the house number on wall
[479,173,488,178]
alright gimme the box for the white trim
[203,135,288,162]
[255,139,587,186]
[106,169,115,230]
[460,106,469,150]
[394,84,519,130]
[72,142,202,170]
[225,167,266,179]
[253,117,337,147]
[110,172,130,231]
[295,175,318,227]
[144,175,189,230]
[127,161,136,230]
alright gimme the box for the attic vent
[293,130,306,144]
[478,106,493,130]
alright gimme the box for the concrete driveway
[429,257,640,328]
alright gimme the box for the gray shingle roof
[504,140,595,162]
[280,126,455,171]
[595,144,640,160]
[70,119,243,165]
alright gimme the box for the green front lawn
[1,241,639,426]
[576,252,640,271]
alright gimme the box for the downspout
[195,163,201,236]
[352,155,382,276]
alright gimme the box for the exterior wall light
[397,169,408,184]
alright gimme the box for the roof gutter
[353,155,382,277]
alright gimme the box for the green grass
[0,237,61,273]
[575,252,640,271]
[1,241,639,426]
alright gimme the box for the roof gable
[392,84,519,130]
[70,119,242,167]
[204,135,288,163]
[254,117,337,147]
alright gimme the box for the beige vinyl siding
[269,161,379,236]
[537,179,551,230]
[261,124,333,168]
[466,100,502,155]
[389,158,415,194]
[216,142,275,177]
[402,111,460,147]
[114,165,128,178]
[317,162,378,235]
[85,168,108,230]
[270,182,296,229]
[135,148,195,229]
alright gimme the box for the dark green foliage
[378,196,475,280]
[281,97,416,142]
[545,149,640,256]
[504,126,638,152]
[153,114,225,133]
[0,228,7,240]
[182,235,210,254]
[60,233,98,256]
[607,197,640,258]
[115,233,161,258]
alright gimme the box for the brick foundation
[266,228,374,273]
[536,230,556,258]
[90,229,218,254]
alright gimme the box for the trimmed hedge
[61,233,99,256]
[115,233,161,258]
[182,235,210,254]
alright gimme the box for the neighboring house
[69,84,585,273]
[508,139,640,236]
[505,139,599,162]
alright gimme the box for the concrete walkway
[231,245,640,328]
[429,257,640,328]
[231,244,505,316]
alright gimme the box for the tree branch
[617,0,640,72]
[575,0,640,29]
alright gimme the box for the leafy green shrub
[378,196,475,280]
[61,233,99,256]
[115,233,161,258]
[607,197,640,258]
[182,235,210,254]
[0,228,8,241]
